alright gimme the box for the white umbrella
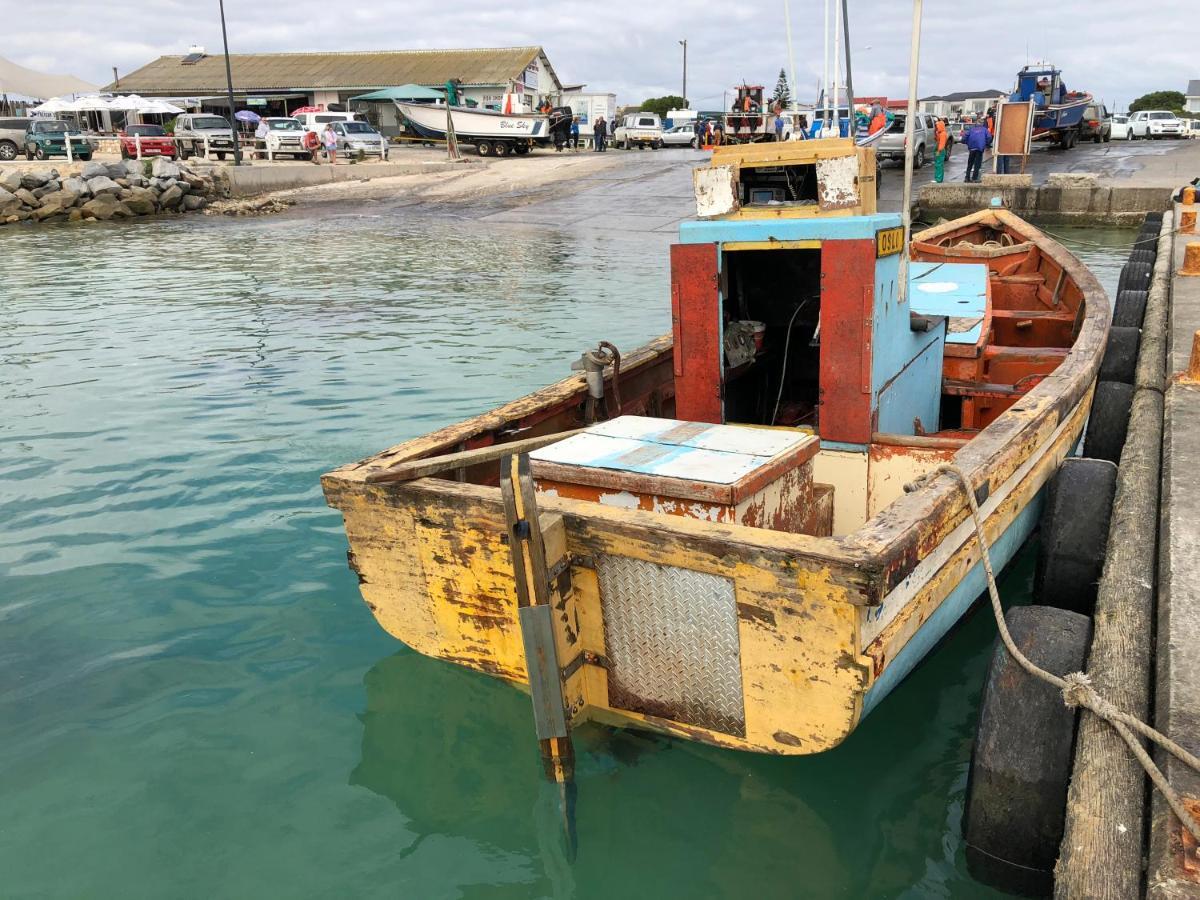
[73,94,114,111]
[140,98,184,115]
[31,97,72,114]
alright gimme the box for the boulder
[86,175,121,195]
[116,178,130,188]
[80,194,121,220]
[123,159,143,176]
[105,163,128,180]
[0,188,19,217]
[32,186,54,199]
[20,171,50,190]
[182,194,206,211]
[15,187,38,207]
[34,198,66,220]
[68,208,83,222]
[62,176,90,197]
[117,188,133,200]
[111,201,134,219]
[159,184,184,209]
[81,161,108,179]
[5,214,19,224]
[126,175,146,188]
[0,170,21,192]
[124,196,156,215]
[57,189,79,208]
[151,157,181,179]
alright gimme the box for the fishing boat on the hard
[1009,64,1092,143]
[323,138,1108,758]
[393,92,559,157]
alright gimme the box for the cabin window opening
[939,394,963,432]
[720,248,822,428]
[737,164,819,208]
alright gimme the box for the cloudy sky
[7,0,1191,111]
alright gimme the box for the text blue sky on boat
[9,0,1190,113]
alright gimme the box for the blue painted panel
[679,213,901,245]
[876,334,946,435]
[868,253,945,436]
[860,492,1044,718]
[908,261,988,345]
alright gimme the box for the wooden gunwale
[322,210,1108,607]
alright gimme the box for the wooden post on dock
[1055,211,1174,898]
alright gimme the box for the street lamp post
[679,39,688,108]
[218,0,242,165]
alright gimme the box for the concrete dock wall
[918,175,1172,225]
[217,159,474,198]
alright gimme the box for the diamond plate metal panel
[596,555,745,736]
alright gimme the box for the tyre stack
[962,212,1162,896]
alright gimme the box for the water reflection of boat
[324,138,1107,759]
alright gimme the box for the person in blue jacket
[962,117,992,183]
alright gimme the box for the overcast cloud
[5,0,1191,112]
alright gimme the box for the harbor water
[0,210,1132,899]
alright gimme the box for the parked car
[1186,119,1200,139]
[327,120,388,158]
[23,119,92,161]
[291,111,360,134]
[1128,110,1185,140]
[1110,114,1131,141]
[1079,104,1112,143]
[119,123,176,159]
[662,123,698,148]
[877,113,935,168]
[0,116,34,161]
[256,117,309,159]
[614,113,664,150]
[174,113,237,160]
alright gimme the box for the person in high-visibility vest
[934,118,949,183]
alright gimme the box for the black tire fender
[964,605,1092,897]
[1098,326,1141,384]
[1116,260,1152,295]
[1084,380,1135,464]
[1112,289,1148,328]
[1034,456,1118,611]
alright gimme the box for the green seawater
[0,212,1131,899]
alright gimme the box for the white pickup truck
[614,112,664,150]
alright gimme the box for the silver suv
[877,112,935,168]
[0,116,34,161]
[173,113,237,160]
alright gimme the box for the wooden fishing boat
[322,138,1108,757]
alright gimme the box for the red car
[120,124,177,160]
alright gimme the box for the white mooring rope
[908,463,1200,853]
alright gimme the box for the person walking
[933,118,949,183]
[962,117,991,183]
[593,116,606,152]
[570,116,580,150]
[322,123,338,165]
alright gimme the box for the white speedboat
[393,100,549,157]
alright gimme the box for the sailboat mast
[841,0,855,115]
[822,0,831,127]
[833,0,841,134]
[784,0,800,113]
[899,0,923,302]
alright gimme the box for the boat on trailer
[323,138,1107,758]
[1009,65,1092,147]
[393,99,550,157]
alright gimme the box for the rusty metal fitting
[1182,210,1198,234]
[1181,242,1200,277]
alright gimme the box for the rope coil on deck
[906,463,1200,853]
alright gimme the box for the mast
[784,0,799,113]
[841,0,855,117]
[832,0,841,135]
[822,0,830,127]
[899,0,923,303]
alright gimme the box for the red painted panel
[819,240,876,444]
[670,242,723,424]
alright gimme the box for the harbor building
[919,89,1007,119]
[104,46,564,124]
[1185,80,1200,115]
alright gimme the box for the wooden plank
[366,429,585,483]
[671,242,723,423]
